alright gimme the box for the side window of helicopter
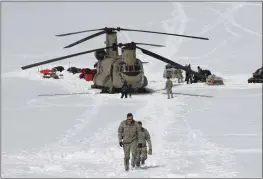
[128,65,134,71]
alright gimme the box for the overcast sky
[2,1,262,74]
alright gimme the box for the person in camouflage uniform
[135,121,152,167]
[118,113,140,171]
[165,77,173,99]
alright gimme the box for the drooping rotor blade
[118,42,164,48]
[21,46,112,70]
[56,28,105,37]
[118,27,209,40]
[134,42,165,47]
[136,46,206,79]
[64,30,106,48]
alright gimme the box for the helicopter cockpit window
[118,63,141,72]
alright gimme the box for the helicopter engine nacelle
[121,47,136,65]
[94,49,107,61]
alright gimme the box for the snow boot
[124,159,129,171]
[141,159,145,165]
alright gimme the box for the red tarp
[40,69,52,74]
[85,74,93,81]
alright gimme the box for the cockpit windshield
[119,62,141,72]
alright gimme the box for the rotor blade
[119,28,209,40]
[56,28,105,37]
[21,46,112,70]
[64,31,106,48]
[136,46,206,79]
[135,42,165,47]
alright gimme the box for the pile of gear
[67,67,97,81]
[205,74,224,85]
[185,65,224,85]
[40,66,64,79]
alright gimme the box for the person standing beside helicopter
[165,77,173,99]
[185,64,193,84]
[121,81,132,98]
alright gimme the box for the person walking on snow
[165,77,173,99]
[121,81,132,98]
[121,81,129,98]
[118,113,140,171]
[135,121,152,167]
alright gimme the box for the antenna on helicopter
[55,27,209,49]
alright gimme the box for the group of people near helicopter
[163,63,214,84]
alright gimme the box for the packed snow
[1,1,262,178]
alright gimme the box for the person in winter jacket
[165,77,173,99]
[121,81,132,98]
[128,84,132,98]
[118,113,141,171]
[135,121,152,167]
[185,64,193,84]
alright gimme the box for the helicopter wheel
[109,87,115,94]
[109,87,121,94]
[91,84,103,89]
[137,88,147,93]
[100,87,110,93]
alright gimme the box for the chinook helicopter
[21,27,209,93]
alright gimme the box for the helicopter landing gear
[137,88,148,93]
[109,87,116,94]
[91,84,103,89]
[100,87,110,93]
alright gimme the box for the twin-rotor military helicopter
[21,27,209,93]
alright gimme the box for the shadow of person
[172,92,214,98]
[140,164,165,170]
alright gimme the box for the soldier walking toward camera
[135,121,152,167]
[165,77,173,99]
[118,113,140,171]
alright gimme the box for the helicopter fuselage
[93,56,147,91]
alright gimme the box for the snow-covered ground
[1,1,262,178]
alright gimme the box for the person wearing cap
[118,113,140,171]
[135,121,152,167]
[165,77,173,99]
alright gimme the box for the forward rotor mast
[104,30,118,57]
